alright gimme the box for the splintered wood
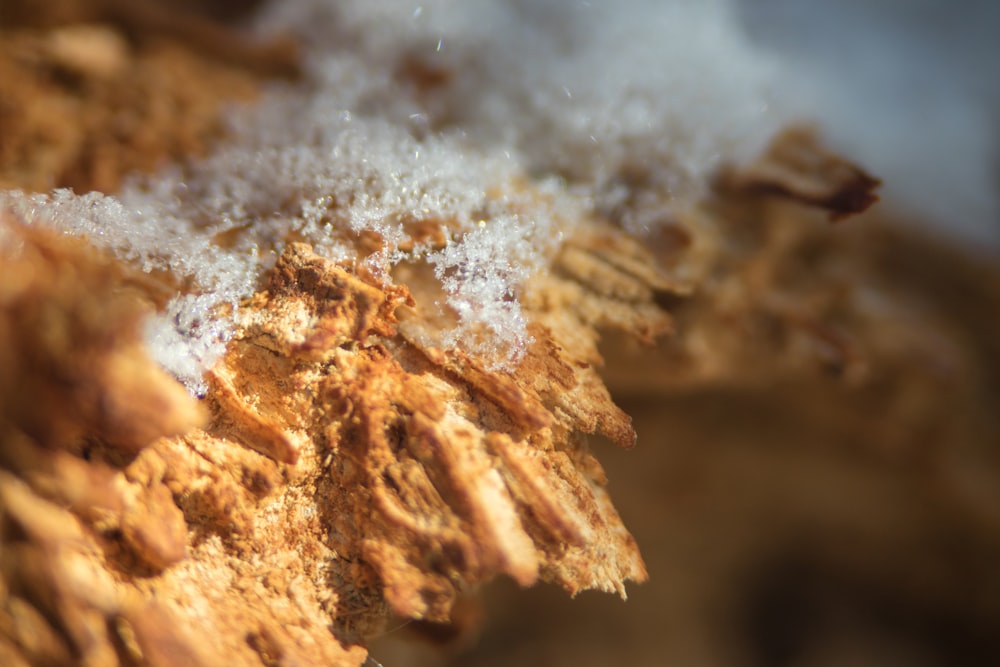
[181,229,668,622]
[0,7,908,667]
[0,202,685,665]
[0,110,892,666]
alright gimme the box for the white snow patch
[1,0,786,391]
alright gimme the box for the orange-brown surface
[2,4,999,667]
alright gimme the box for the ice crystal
[1,0,785,392]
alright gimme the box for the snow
[0,0,785,392]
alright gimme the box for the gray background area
[739,0,1000,247]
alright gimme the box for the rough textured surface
[3,3,998,667]
[0,203,671,665]
[0,129,884,666]
[206,238,661,620]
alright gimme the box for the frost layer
[1,0,784,392]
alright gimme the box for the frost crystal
[1,0,784,392]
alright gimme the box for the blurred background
[739,0,1000,249]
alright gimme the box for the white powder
[1,0,785,392]
[260,0,785,229]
